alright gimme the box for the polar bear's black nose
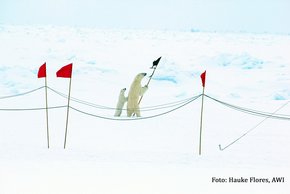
[143,73,147,76]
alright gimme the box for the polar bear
[127,73,148,117]
[114,88,127,117]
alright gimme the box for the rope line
[0,105,67,111]
[218,99,290,151]
[1,85,289,151]
[47,86,109,109]
[47,86,200,111]
[0,86,45,100]
[0,86,289,121]
[211,94,290,117]
[205,95,290,120]
[69,95,201,121]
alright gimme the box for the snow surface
[0,25,290,194]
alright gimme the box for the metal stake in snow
[56,63,73,149]
[199,71,206,155]
[132,57,162,118]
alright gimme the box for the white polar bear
[127,73,148,117]
[114,88,128,117]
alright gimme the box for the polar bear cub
[114,88,128,117]
[127,73,148,117]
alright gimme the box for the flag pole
[137,56,161,105]
[45,76,50,149]
[132,57,161,117]
[138,65,157,105]
[63,77,72,149]
[199,86,205,155]
[38,62,49,149]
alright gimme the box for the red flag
[56,63,73,78]
[200,70,206,87]
[38,63,46,78]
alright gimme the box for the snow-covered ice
[0,25,289,194]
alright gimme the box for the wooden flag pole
[132,57,161,117]
[138,66,157,105]
[132,60,160,116]
[199,86,205,155]
[63,77,72,149]
[45,76,50,149]
[137,56,161,105]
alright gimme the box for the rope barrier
[47,86,200,111]
[204,95,290,151]
[69,95,201,121]
[205,95,290,120]
[0,105,67,111]
[1,85,289,150]
[0,86,45,100]
[0,86,289,122]
[0,86,200,118]
[47,86,109,109]
[0,85,201,120]
[218,99,290,151]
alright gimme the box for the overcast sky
[1,0,290,33]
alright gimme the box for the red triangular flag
[200,70,206,87]
[38,63,46,78]
[56,63,73,78]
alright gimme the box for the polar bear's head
[134,73,147,82]
[120,88,126,94]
